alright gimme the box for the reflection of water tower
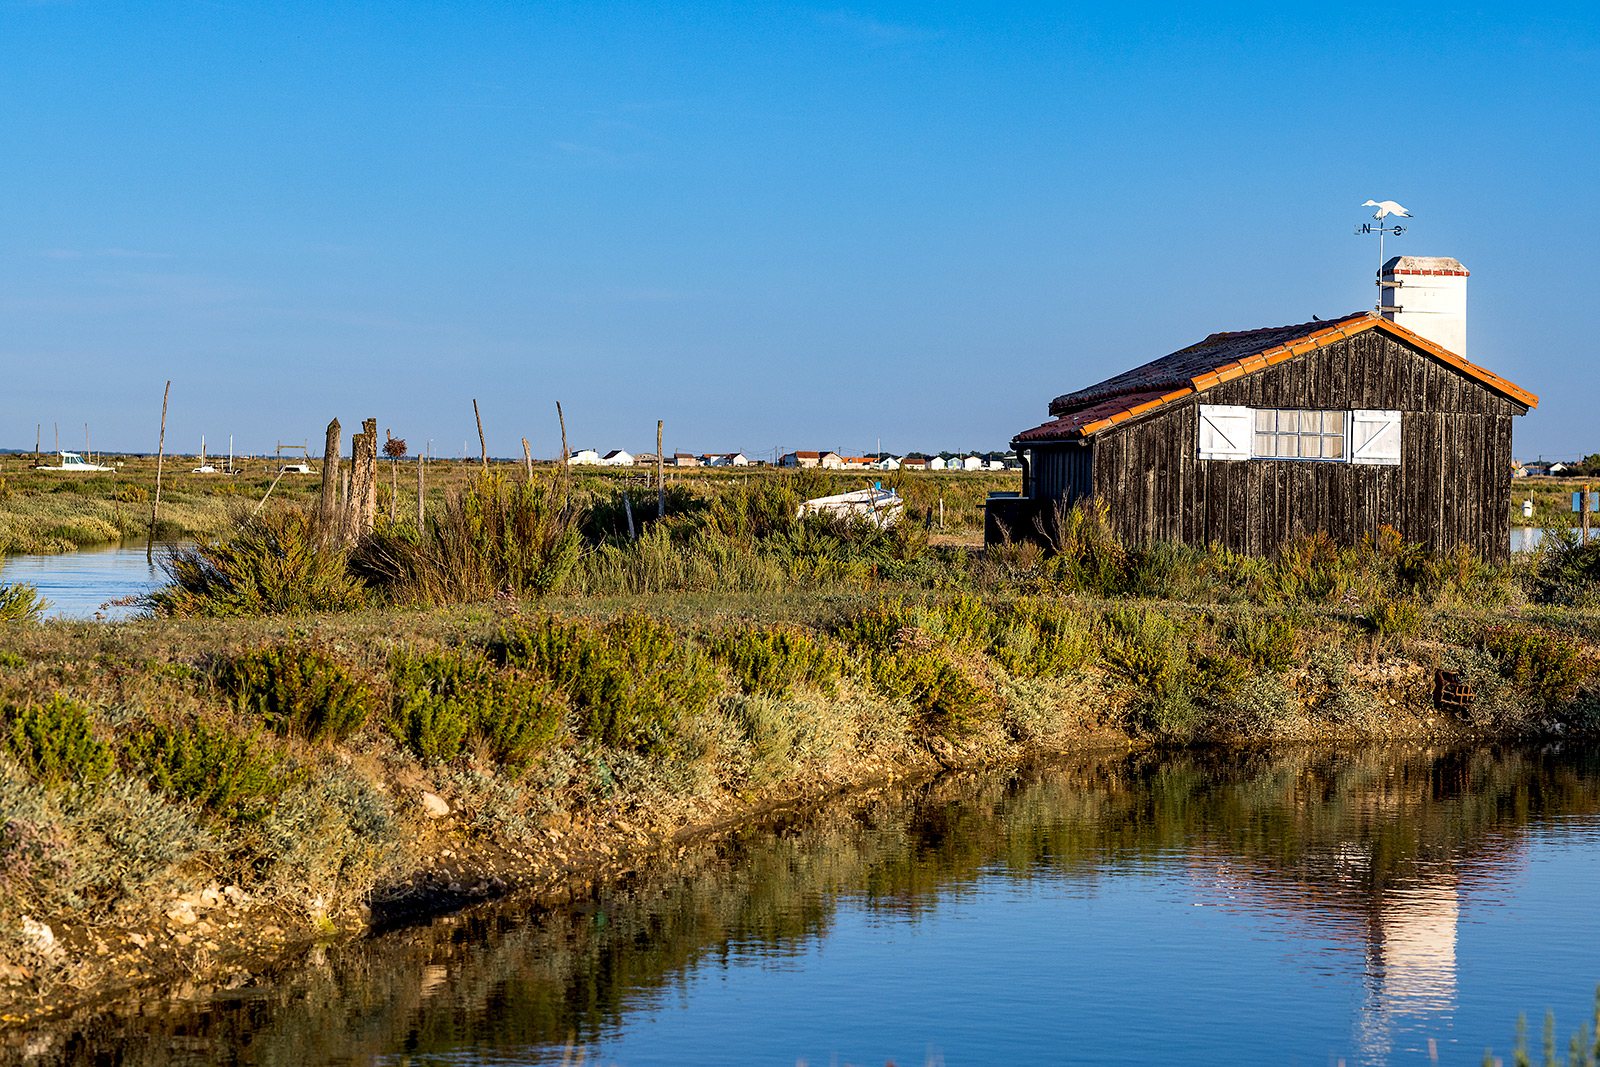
[1369,881,1459,1011]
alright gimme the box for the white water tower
[1378,255,1468,357]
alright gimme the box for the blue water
[19,747,1599,1067]
[0,541,180,619]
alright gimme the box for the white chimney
[1378,255,1468,357]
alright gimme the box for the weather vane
[1356,200,1411,313]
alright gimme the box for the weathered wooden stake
[556,402,569,476]
[656,420,665,519]
[623,491,636,540]
[390,458,397,524]
[522,438,533,484]
[473,399,488,474]
[148,381,170,561]
[318,418,341,546]
[344,418,378,544]
[1586,483,1592,545]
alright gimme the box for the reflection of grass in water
[17,745,1600,1065]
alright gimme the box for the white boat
[797,485,904,528]
[279,463,315,475]
[36,452,114,472]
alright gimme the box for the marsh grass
[145,508,365,617]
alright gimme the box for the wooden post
[416,451,426,538]
[345,419,378,545]
[148,382,170,559]
[473,399,488,474]
[522,438,533,484]
[34,424,39,468]
[656,420,665,519]
[319,418,341,546]
[623,491,636,540]
[390,457,397,524]
[1586,483,1592,545]
[556,402,569,476]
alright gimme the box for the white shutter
[1350,410,1402,465]
[1197,405,1252,461]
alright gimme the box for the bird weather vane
[1356,199,1411,313]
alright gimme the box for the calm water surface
[14,745,1600,1066]
[0,542,183,619]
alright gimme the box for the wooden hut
[990,311,1537,561]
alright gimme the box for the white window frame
[1196,407,1403,465]
[1349,409,1402,466]
[1197,405,1252,461]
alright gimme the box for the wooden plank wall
[1042,332,1524,560]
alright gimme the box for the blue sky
[2,2,1595,461]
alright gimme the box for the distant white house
[568,448,602,465]
[874,456,900,471]
[900,457,927,471]
[926,456,946,471]
[985,459,1006,471]
[819,452,845,469]
[781,451,821,468]
[705,453,750,467]
[673,453,701,467]
[960,456,984,471]
[601,449,634,466]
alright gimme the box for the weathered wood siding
[1025,332,1521,560]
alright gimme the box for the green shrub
[354,473,583,604]
[144,508,366,617]
[126,719,292,823]
[1367,597,1421,637]
[388,648,564,766]
[711,629,845,698]
[0,582,50,623]
[243,762,400,908]
[991,599,1094,678]
[219,646,374,744]
[0,768,210,914]
[1479,627,1588,712]
[1257,532,1352,603]
[499,614,719,750]
[1102,608,1199,736]
[1192,651,1249,704]
[1220,673,1299,734]
[860,643,990,737]
[1305,648,1373,723]
[1228,614,1298,672]
[4,697,113,784]
[838,596,920,650]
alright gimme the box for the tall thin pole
[416,449,426,537]
[556,402,569,476]
[656,420,665,519]
[148,381,170,561]
[522,438,533,484]
[473,398,488,474]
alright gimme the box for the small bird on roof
[1363,200,1411,219]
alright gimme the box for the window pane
[1254,432,1274,457]
[1325,434,1344,458]
[1303,435,1323,458]
[1279,435,1300,458]
[1255,410,1274,432]
[1323,411,1345,434]
[1297,411,1319,433]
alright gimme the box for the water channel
[10,745,1599,1066]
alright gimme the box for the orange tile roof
[1014,313,1536,444]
